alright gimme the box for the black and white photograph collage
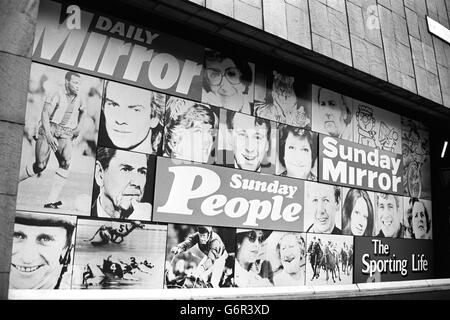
[11,44,432,292]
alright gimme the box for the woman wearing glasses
[202,49,254,115]
[234,229,274,287]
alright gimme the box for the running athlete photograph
[17,63,103,215]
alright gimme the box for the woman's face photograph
[238,230,263,265]
[284,132,312,179]
[412,201,427,239]
[279,234,301,274]
[350,197,369,236]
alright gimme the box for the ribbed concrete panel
[347,0,387,79]
[286,0,311,49]
[0,0,39,58]
[0,194,16,273]
[378,4,417,93]
[0,52,30,124]
[310,0,352,65]
[0,121,23,196]
[234,0,263,29]
[0,0,37,301]
[406,0,443,104]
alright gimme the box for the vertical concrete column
[0,0,39,299]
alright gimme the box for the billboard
[153,157,304,232]
[318,134,404,195]
[9,0,438,297]
[33,0,204,101]
[354,237,433,283]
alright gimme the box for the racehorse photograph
[306,233,353,286]
[71,218,167,290]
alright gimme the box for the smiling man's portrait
[218,110,275,174]
[9,211,76,290]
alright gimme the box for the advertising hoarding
[153,157,304,232]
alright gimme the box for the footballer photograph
[16,63,103,216]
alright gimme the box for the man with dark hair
[170,225,227,288]
[225,110,271,172]
[20,71,84,209]
[92,147,151,220]
[376,193,404,238]
[10,211,76,289]
[202,49,254,114]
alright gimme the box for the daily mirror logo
[319,135,404,194]
[153,157,304,232]
[32,0,204,100]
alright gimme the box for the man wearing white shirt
[92,147,152,220]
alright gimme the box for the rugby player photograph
[165,224,235,288]
[17,63,103,215]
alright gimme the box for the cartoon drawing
[355,104,377,147]
[255,71,311,128]
[402,121,429,198]
[378,122,399,152]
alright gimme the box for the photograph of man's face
[305,182,341,234]
[376,193,401,238]
[229,112,270,172]
[9,212,75,290]
[94,147,152,220]
[99,81,165,155]
[312,86,352,140]
[163,97,218,164]
[202,49,254,114]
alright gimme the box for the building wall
[0,0,39,299]
[191,0,450,108]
